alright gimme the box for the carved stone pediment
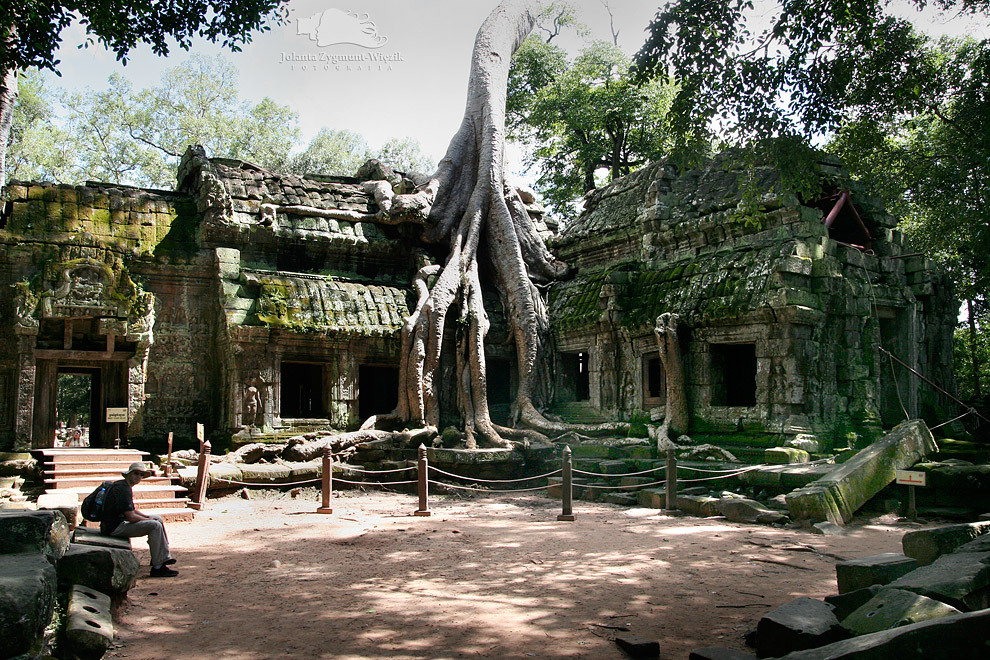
[15,259,156,348]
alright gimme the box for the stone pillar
[14,334,38,451]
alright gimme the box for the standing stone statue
[242,385,261,429]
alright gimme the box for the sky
[42,0,989,177]
[45,1,662,174]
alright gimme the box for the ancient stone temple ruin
[0,146,955,452]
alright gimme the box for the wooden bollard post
[557,445,575,521]
[665,443,678,512]
[414,443,431,517]
[163,432,174,477]
[317,447,334,514]
[189,438,211,511]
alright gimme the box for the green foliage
[507,37,680,220]
[6,70,74,182]
[56,374,91,426]
[288,128,370,178]
[0,1,288,76]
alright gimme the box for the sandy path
[107,490,915,660]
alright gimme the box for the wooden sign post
[105,407,128,449]
[895,470,927,521]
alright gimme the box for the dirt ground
[107,489,922,660]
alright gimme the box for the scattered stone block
[824,585,883,621]
[0,552,57,658]
[956,535,990,554]
[718,497,788,525]
[902,521,990,565]
[767,447,811,464]
[786,419,936,525]
[786,434,820,454]
[72,526,132,551]
[811,522,844,536]
[887,550,990,611]
[637,488,666,508]
[840,588,960,636]
[835,553,919,594]
[681,486,710,496]
[769,607,990,659]
[57,543,140,597]
[688,647,757,660]
[37,491,81,529]
[756,596,846,657]
[66,585,114,659]
[603,493,639,506]
[0,509,70,561]
[676,494,722,517]
[614,633,659,659]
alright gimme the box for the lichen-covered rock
[756,596,846,657]
[902,521,990,565]
[57,543,140,596]
[840,588,960,636]
[835,553,919,594]
[887,550,990,611]
[0,552,57,658]
[767,447,811,464]
[0,509,70,561]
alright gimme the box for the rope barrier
[211,477,322,488]
[929,407,978,431]
[426,480,551,494]
[580,479,667,490]
[333,477,418,486]
[573,466,664,478]
[430,466,561,483]
[341,465,416,475]
[676,463,769,474]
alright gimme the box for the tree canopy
[0,1,288,75]
[507,37,678,219]
[8,55,435,188]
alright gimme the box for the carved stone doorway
[32,359,128,449]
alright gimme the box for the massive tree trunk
[653,313,688,449]
[0,67,18,190]
[362,0,625,448]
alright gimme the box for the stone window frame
[692,326,769,424]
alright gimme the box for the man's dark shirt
[100,480,135,535]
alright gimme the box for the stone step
[55,484,188,501]
[44,462,142,473]
[35,448,147,463]
[78,506,195,525]
[44,475,177,489]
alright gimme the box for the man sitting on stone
[101,461,178,577]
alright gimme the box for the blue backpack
[81,481,114,522]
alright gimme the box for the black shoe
[164,558,177,565]
[150,565,178,578]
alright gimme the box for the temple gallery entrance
[32,359,129,449]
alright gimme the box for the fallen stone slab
[286,459,321,481]
[0,509,70,561]
[840,587,960,636]
[887,551,990,611]
[637,488,666,508]
[72,526,132,551]
[614,633,660,659]
[66,584,114,660]
[771,607,990,659]
[902,521,990,565]
[786,419,936,525]
[718,497,789,525]
[0,552,57,658]
[688,646,757,660]
[835,553,919,594]
[57,543,140,597]
[238,462,292,483]
[824,586,883,622]
[756,596,846,657]
[956,535,990,554]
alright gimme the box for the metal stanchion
[317,447,334,514]
[189,438,211,511]
[414,443,432,517]
[558,445,575,521]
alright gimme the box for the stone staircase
[35,448,194,523]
